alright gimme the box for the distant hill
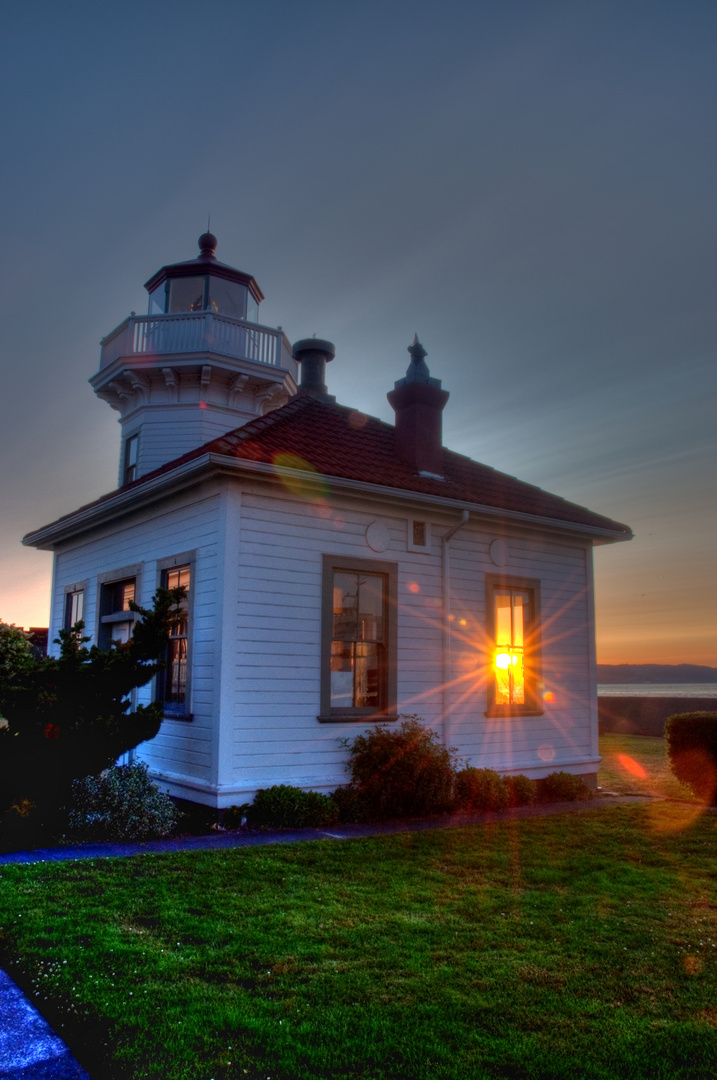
[597,664,717,684]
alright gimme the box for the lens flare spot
[333,516,345,529]
[198,401,207,409]
[538,744,555,762]
[616,753,648,779]
[408,582,420,594]
[347,410,369,430]
[459,618,467,626]
[645,799,706,834]
[684,955,702,975]
[543,691,556,703]
[272,452,329,505]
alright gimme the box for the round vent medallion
[366,522,391,552]
[489,538,509,567]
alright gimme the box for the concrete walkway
[0,969,90,1079]
[0,793,651,1078]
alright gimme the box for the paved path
[0,794,651,1078]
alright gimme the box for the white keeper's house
[24,233,631,808]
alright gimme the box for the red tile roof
[26,395,631,541]
[137,396,631,536]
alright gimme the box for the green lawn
[1,803,717,1079]
[598,733,698,801]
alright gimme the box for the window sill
[317,713,399,724]
[162,711,193,723]
[484,707,544,718]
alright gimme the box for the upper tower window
[124,434,138,484]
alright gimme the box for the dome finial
[198,229,217,260]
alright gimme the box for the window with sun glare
[487,576,540,715]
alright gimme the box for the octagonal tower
[91,233,297,486]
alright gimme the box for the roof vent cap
[292,338,336,403]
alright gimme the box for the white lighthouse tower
[90,232,297,486]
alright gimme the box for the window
[64,588,85,631]
[159,564,191,717]
[486,576,542,716]
[320,555,397,722]
[408,518,431,553]
[99,576,138,647]
[124,434,138,484]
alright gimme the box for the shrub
[244,785,339,829]
[505,773,537,807]
[540,771,592,803]
[221,804,250,829]
[454,767,509,812]
[64,762,180,842]
[330,784,371,824]
[343,716,458,819]
[665,712,717,803]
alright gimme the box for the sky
[0,0,715,665]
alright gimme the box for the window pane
[330,641,355,707]
[166,637,188,703]
[511,653,525,704]
[494,593,512,646]
[206,279,247,318]
[148,284,166,315]
[357,574,384,641]
[168,276,206,313]
[120,582,135,610]
[165,565,190,596]
[412,521,426,546]
[512,594,524,647]
[354,642,381,707]
[493,586,530,706]
[495,661,511,704]
[111,621,133,645]
[332,573,358,640]
[69,590,84,627]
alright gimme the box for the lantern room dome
[144,233,263,323]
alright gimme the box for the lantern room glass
[149,275,258,320]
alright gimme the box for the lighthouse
[90,232,298,486]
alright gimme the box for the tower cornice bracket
[162,367,179,403]
[229,373,249,409]
[199,364,212,404]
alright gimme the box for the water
[598,683,717,698]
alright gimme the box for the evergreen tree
[0,587,184,818]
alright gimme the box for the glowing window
[486,576,541,716]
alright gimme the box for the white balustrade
[100,313,293,372]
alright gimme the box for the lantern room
[144,231,262,322]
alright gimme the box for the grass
[598,733,698,801]
[1,803,717,1079]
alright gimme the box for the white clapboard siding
[45,463,602,805]
[446,523,596,774]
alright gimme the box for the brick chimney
[387,337,449,476]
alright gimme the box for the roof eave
[23,453,633,550]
